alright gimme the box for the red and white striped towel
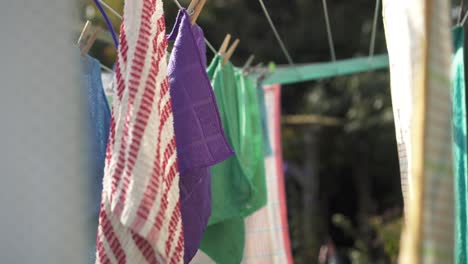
[96,0,184,263]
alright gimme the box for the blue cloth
[256,84,273,156]
[81,55,111,263]
[82,55,111,218]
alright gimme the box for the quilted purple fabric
[167,9,234,263]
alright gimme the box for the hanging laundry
[382,1,416,208]
[197,55,249,264]
[233,69,268,214]
[192,85,292,264]
[101,71,115,105]
[384,0,454,263]
[452,26,467,264]
[166,9,234,263]
[95,0,184,263]
[242,84,293,264]
[256,83,273,156]
[82,55,111,263]
[204,55,253,223]
[199,217,246,264]
[82,55,111,221]
[198,57,268,263]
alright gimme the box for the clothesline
[100,64,113,73]
[369,0,381,57]
[90,0,388,85]
[321,0,336,62]
[95,0,298,66]
[97,0,218,54]
[257,0,295,66]
[89,4,294,262]
[98,0,122,19]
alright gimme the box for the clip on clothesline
[219,34,232,55]
[96,0,217,54]
[80,0,216,72]
[91,0,387,85]
[223,38,240,65]
[217,34,240,65]
[187,0,207,25]
[92,0,289,72]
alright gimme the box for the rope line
[458,0,464,25]
[100,64,114,72]
[462,10,468,25]
[172,0,183,10]
[369,0,380,58]
[98,0,123,20]
[99,0,217,54]
[204,37,217,54]
[321,0,336,62]
[172,0,217,54]
[257,0,295,66]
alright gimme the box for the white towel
[383,0,454,262]
[95,0,183,263]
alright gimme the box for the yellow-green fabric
[452,26,467,264]
[200,56,267,263]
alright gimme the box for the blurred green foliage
[331,212,402,264]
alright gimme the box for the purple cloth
[167,9,234,263]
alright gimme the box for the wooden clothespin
[218,34,231,55]
[223,38,240,65]
[188,0,207,25]
[81,27,101,56]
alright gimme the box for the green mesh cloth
[200,56,267,263]
[452,26,468,264]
